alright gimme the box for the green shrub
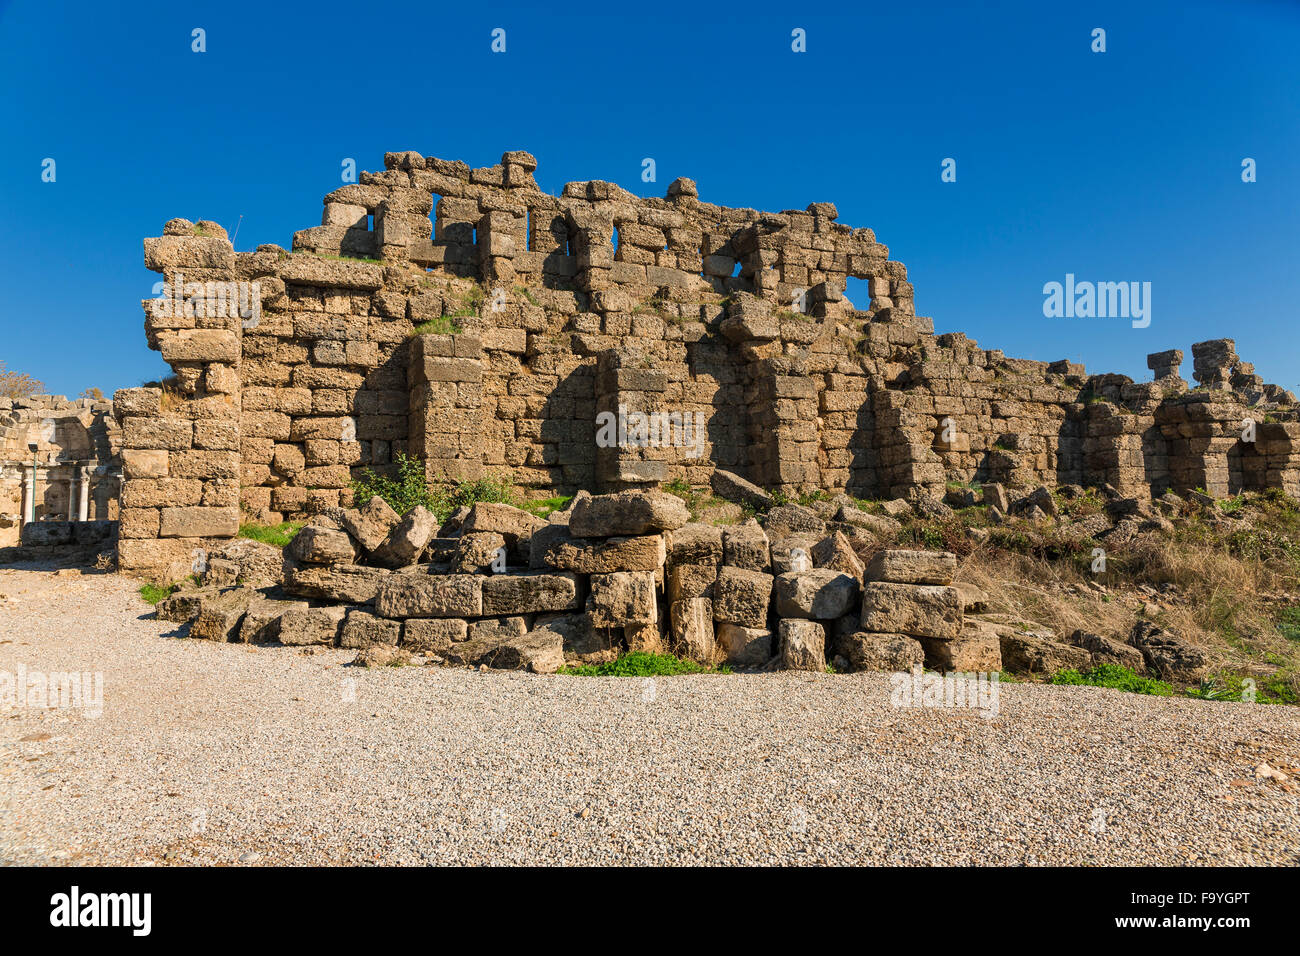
[351,454,517,523]
[351,452,446,518]
[559,651,724,677]
[1051,663,1173,696]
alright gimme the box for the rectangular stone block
[158,506,239,538]
[860,582,962,640]
[374,574,483,618]
[480,572,582,615]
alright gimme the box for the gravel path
[2,564,1298,866]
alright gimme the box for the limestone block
[375,574,483,619]
[779,619,826,671]
[864,549,957,585]
[774,568,859,620]
[859,582,962,639]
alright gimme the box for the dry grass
[853,490,1300,700]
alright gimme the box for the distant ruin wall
[0,395,120,547]
[113,149,1300,578]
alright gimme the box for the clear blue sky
[2,0,1297,397]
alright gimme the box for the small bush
[351,454,517,523]
[351,452,446,518]
[238,521,303,548]
[559,652,723,677]
[139,582,178,605]
[1050,663,1173,696]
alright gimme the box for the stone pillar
[78,465,90,521]
[23,463,36,524]
[67,472,78,522]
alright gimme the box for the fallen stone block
[371,505,439,568]
[351,644,412,667]
[764,504,825,538]
[284,563,391,604]
[837,505,901,536]
[864,549,957,585]
[779,619,826,671]
[1129,621,1209,681]
[405,616,473,655]
[997,629,1091,675]
[287,525,357,565]
[860,582,962,639]
[541,533,665,573]
[811,531,865,581]
[774,568,858,620]
[712,567,774,627]
[665,523,723,567]
[769,534,819,574]
[716,622,772,666]
[205,538,285,588]
[451,531,507,573]
[568,490,690,537]
[670,597,715,663]
[467,616,527,642]
[443,629,565,673]
[156,585,220,624]
[339,609,402,649]
[1068,629,1147,672]
[835,632,924,672]
[919,621,1002,671]
[709,469,775,511]
[189,587,254,642]
[340,495,400,552]
[375,574,483,618]
[278,604,347,646]
[480,572,582,616]
[402,617,468,653]
[237,594,299,643]
[665,561,718,602]
[460,501,546,544]
[723,521,770,572]
[587,571,658,626]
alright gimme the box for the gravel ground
[1,563,1298,866]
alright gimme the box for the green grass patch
[559,652,725,677]
[520,495,573,518]
[412,315,463,336]
[1050,663,1173,696]
[139,582,179,605]
[238,521,303,548]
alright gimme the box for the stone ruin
[0,394,120,550]
[112,148,1300,581]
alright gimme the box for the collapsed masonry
[159,487,998,673]
[160,487,1201,677]
[0,394,120,548]
[114,149,1300,580]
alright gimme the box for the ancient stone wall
[114,149,1300,578]
[0,394,120,547]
